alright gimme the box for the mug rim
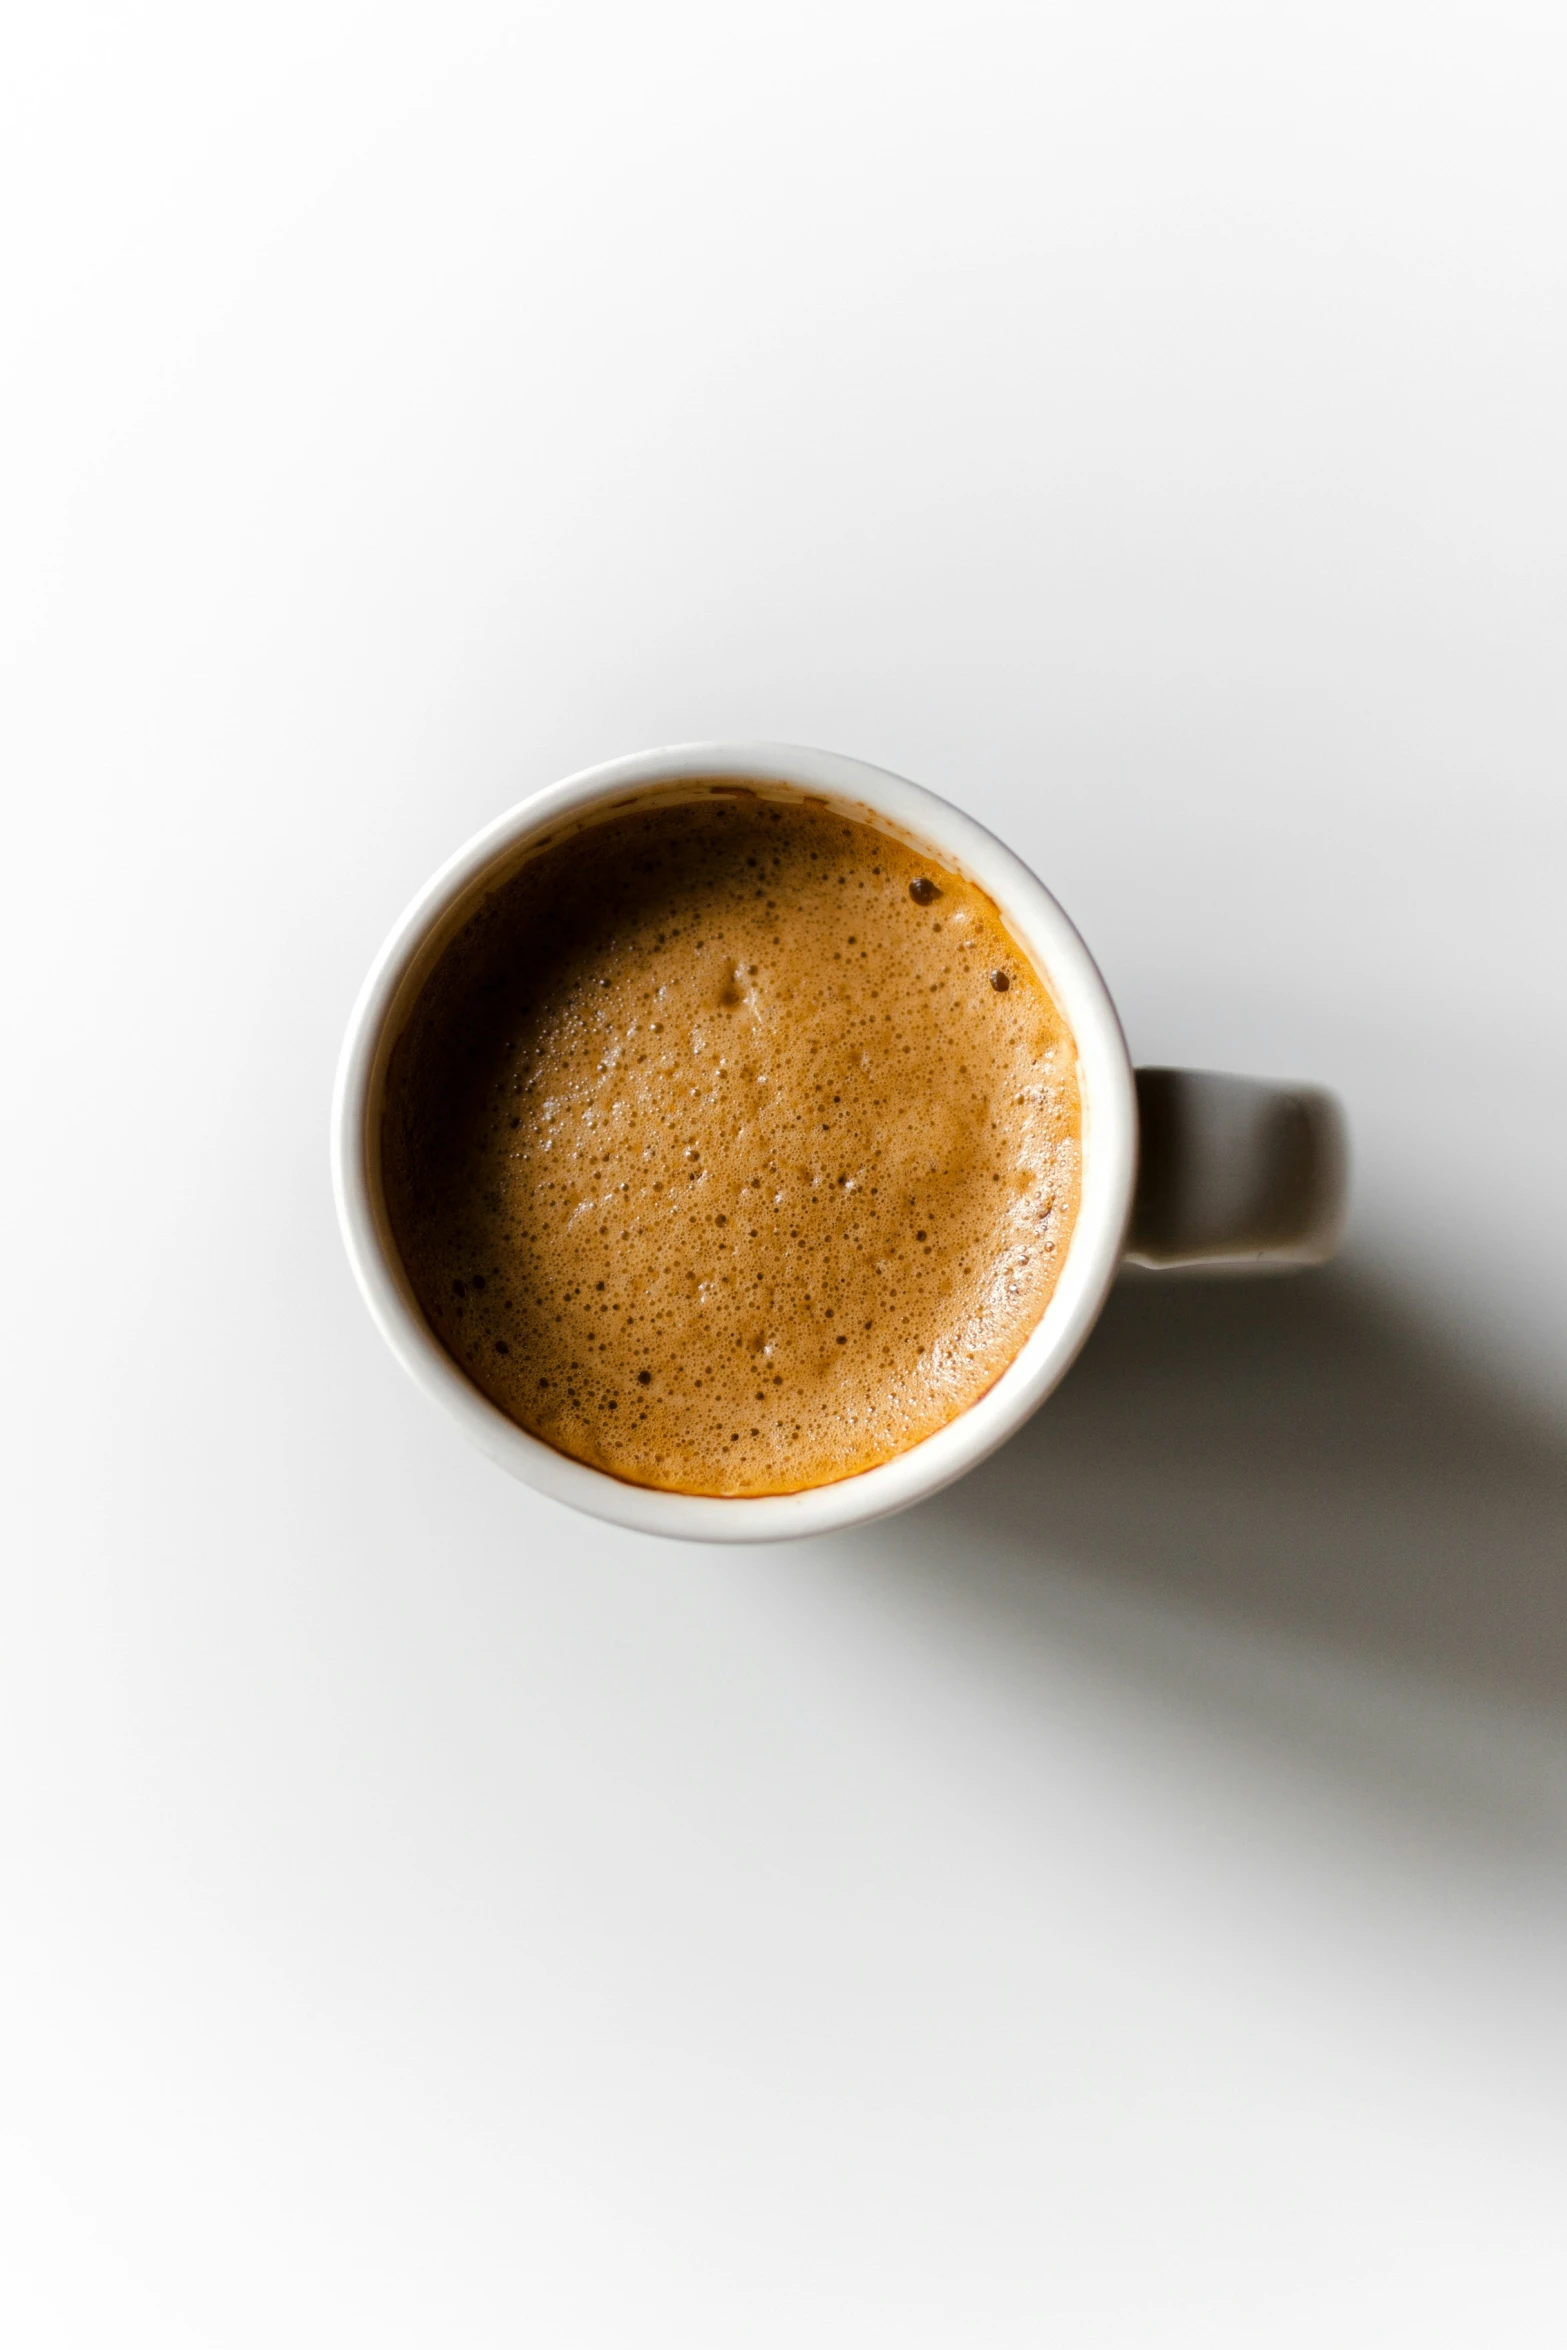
[331,742,1138,1541]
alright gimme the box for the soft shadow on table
[865,1263,1567,1762]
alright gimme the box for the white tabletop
[4,5,1565,2342]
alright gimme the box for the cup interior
[332,745,1138,1541]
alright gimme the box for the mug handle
[1126,1068,1348,1271]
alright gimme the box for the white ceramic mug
[333,744,1346,1542]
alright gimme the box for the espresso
[381,791,1081,1496]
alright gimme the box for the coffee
[381,790,1081,1495]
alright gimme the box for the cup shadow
[898,1262,1567,1723]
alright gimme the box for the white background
[4,4,1567,2342]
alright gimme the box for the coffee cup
[332,743,1346,1541]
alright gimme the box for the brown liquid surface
[382,793,1081,1495]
